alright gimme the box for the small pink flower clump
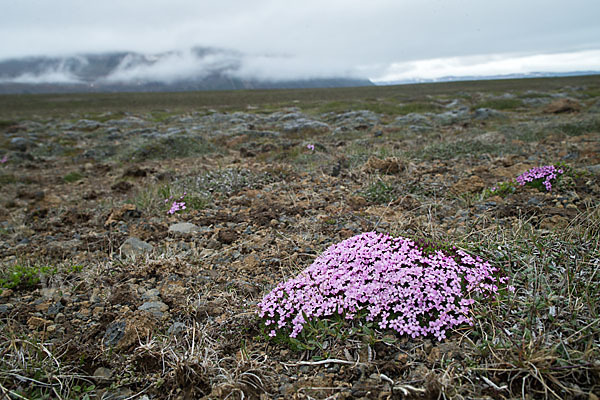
[165,192,187,215]
[516,165,564,191]
[167,201,186,214]
[258,232,508,341]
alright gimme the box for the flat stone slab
[168,222,200,234]
[119,237,153,258]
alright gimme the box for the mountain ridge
[0,47,374,94]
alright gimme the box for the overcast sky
[1,0,599,82]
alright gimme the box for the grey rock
[93,366,113,382]
[0,304,14,314]
[10,137,28,151]
[283,118,329,133]
[444,99,466,109]
[168,222,199,234]
[393,113,432,127]
[432,107,470,125]
[103,321,126,347]
[586,164,600,174]
[103,387,134,400]
[48,239,82,254]
[141,288,161,301]
[46,302,64,316]
[139,301,169,317]
[75,119,103,131]
[167,322,187,335]
[119,237,153,258]
[107,116,147,127]
[329,110,380,129]
[473,108,505,120]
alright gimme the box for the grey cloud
[103,49,241,83]
[0,0,599,81]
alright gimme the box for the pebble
[168,222,200,234]
[0,304,13,313]
[93,366,113,382]
[119,237,153,258]
[167,322,187,335]
[103,321,127,347]
[138,301,169,317]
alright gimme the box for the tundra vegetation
[0,75,599,399]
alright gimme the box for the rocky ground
[1,84,599,399]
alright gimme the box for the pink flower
[516,165,565,192]
[258,232,509,341]
[167,201,186,214]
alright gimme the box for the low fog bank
[0,46,372,89]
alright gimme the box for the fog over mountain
[0,46,373,93]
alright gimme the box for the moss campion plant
[516,165,564,192]
[258,232,510,341]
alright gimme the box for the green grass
[473,98,524,110]
[2,75,599,119]
[360,178,397,204]
[0,264,57,293]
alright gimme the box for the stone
[103,321,127,347]
[283,118,329,134]
[10,137,28,152]
[93,367,113,382]
[138,301,169,317]
[75,119,103,131]
[46,302,64,316]
[433,107,470,125]
[586,164,600,174]
[168,222,199,234]
[473,108,505,120]
[141,288,161,300]
[0,304,13,314]
[394,113,432,127]
[167,322,187,335]
[119,237,153,258]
